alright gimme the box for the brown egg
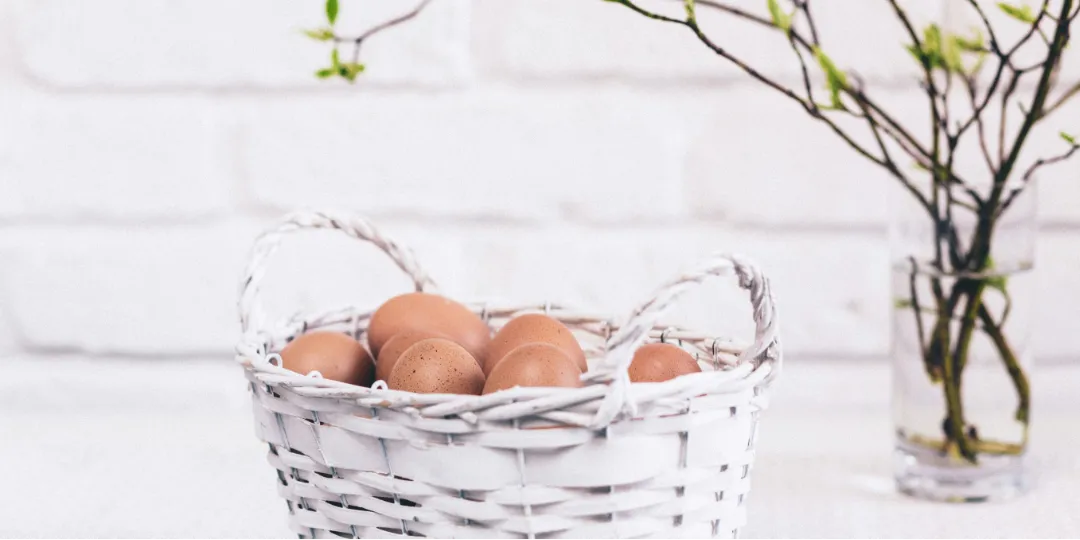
[483,313,587,376]
[483,343,583,395]
[376,329,451,383]
[368,292,491,364]
[628,342,702,383]
[280,331,375,386]
[387,338,485,395]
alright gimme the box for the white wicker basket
[235,210,782,539]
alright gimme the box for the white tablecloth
[3,358,1077,538]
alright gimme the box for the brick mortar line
[8,74,1076,97]
[2,219,1079,234]
[3,351,1076,365]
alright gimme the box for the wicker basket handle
[588,253,781,427]
[238,210,436,335]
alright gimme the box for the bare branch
[1022,144,1080,181]
[1003,1,1051,57]
[996,2,1074,189]
[1043,81,1080,117]
[848,79,932,211]
[786,9,817,109]
[965,0,1002,53]
[961,75,998,175]
[332,0,433,62]
[613,0,684,24]
[1000,143,1080,214]
[886,0,946,189]
[998,70,1021,163]
[611,0,901,184]
[794,0,821,45]
[693,0,776,29]
[688,0,937,165]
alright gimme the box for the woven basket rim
[236,210,782,429]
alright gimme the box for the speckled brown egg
[387,338,485,395]
[483,343,583,395]
[280,331,375,387]
[482,313,587,376]
[628,342,702,383]
[368,292,491,364]
[376,329,450,383]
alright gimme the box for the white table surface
[3,357,1078,538]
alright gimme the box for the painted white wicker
[235,210,782,539]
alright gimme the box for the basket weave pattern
[236,211,781,539]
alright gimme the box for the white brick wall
[9,0,471,88]
[1,0,1078,363]
[0,96,229,220]
[239,90,688,223]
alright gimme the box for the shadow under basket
[235,210,783,539]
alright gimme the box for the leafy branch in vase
[604,0,1078,463]
[300,0,1080,464]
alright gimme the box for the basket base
[893,436,1029,503]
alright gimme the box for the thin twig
[612,0,900,183]
[965,0,1002,53]
[953,1,1012,145]
[787,27,817,109]
[962,75,998,175]
[693,0,776,30]
[1004,1,1051,57]
[689,0,936,164]
[998,70,1021,164]
[848,78,931,210]
[888,0,952,272]
[797,0,822,46]
[1043,81,1080,118]
[999,143,1080,214]
[996,1,1074,188]
[333,0,433,61]
[1022,144,1080,181]
[954,59,1008,142]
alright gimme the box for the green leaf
[942,36,964,73]
[813,47,847,109]
[953,29,986,52]
[767,0,792,33]
[303,27,335,41]
[326,0,339,25]
[920,24,947,70]
[894,298,914,309]
[905,44,925,65]
[339,62,365,82]
[1062,132,1077,145]
[996,2,1036,23]
[330,48,341,67]
[315,67,336,79]
[923,24,942,52]
[907,25,960,71]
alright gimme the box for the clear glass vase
[889,178,1036,502]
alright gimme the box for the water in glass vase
[891,259,1033,502]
